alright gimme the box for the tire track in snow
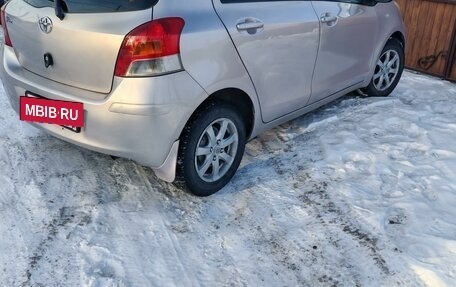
[244,121,410,286]
[133,164,201,286]
[21,206,93,287]
[76,159,203,286]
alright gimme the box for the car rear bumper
[0,45,207,181]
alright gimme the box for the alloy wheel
[195,118,239,183]
[373,49,401,91]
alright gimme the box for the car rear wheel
[362,39,405,97]
[176,102,246,196]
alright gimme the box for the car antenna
[55,0,66,20]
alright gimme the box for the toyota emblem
[39,17,53,34]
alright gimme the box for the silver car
[0,0,405,196]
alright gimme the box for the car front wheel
[362,39,405,97]
[177,102,246,196]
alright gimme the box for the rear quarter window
[23,0,158,13]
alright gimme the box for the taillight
[114,17,185,77]
[1,3,12,47]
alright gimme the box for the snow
[0,71,455,286]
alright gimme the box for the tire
[362,39,405,97]
[176,102,247,196]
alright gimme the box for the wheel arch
[179,87,256,141]
[390,31,406,49]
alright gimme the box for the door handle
[320,14,338,25]
[236,22,264,31]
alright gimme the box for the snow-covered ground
[0,71,455,287]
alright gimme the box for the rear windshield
[23,0,158,13]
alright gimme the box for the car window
[22,0,158,13]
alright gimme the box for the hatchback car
[0,0,405,196]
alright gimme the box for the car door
[309,1,379,104]
[213,0,320,123]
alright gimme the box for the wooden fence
[395,0,456,81]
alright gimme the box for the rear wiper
[54,0,66,20]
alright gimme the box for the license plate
[20,94,84,132]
